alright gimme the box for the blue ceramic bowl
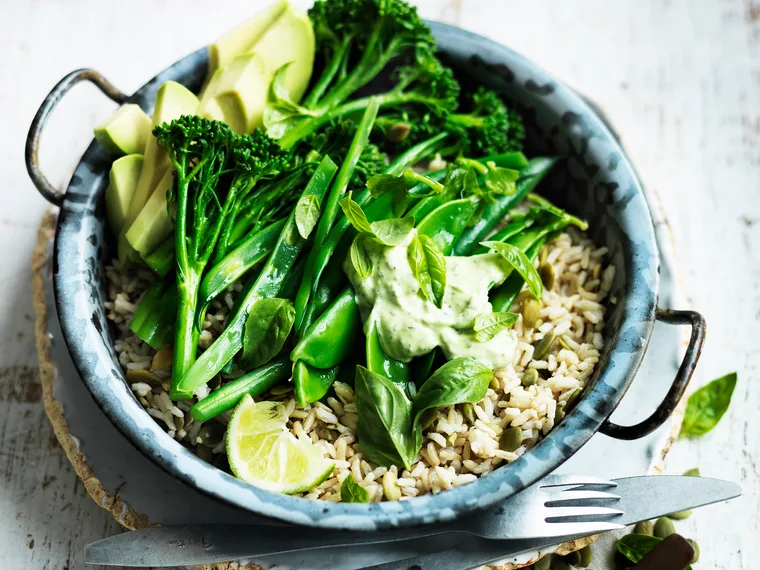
[27,22,704,530]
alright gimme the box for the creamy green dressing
[344,230,517,369]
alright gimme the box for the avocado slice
[248,3,315,103]
[197,68,227,123]
[213,54,272,134]
[119,82,198,265]
[106,154,143,235]
[207,0,288,84]
[94,104,151,156]
[125,168,175,260]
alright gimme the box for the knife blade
[359,476,741,570]
[84,476,740,568]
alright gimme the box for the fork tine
[541,521,625,537]
[544,490,622,502]
[539,475,617,488]
[545,506,624,519]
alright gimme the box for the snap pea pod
[471,216,536,253]
[175,156,338,396]
[294,361,340,407]
[366,322,410,385]
[129,277,177,349]
[452,156,556,256]
[144,238,175,277]
[294,100,380,332]
[189,358,291,422]
[410,350,438,387]
[196,220,286,319]
[291,288,362,368]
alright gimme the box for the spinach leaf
[354,366,416,470]
[407,235,446,308]
[473,312,519,342]
[340,196,374,234]
[340,475,370,503]
[681,372,737,438]
[340,196,414,245]
[617,534,694,569]
[485,165,519,196]
[295,193,321,239]
[481,241,544,300]
[240,298,295,369]
[349,235,374,280]
[411,358,492,449]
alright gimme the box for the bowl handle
[25,69,129,206]
[599,308,706,441]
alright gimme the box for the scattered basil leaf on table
[482,240,544,299]
[240,298,295,369]
[340,475,370,503]
[411,357,493,449]
[407,234,446,308]
[473,312,520,342]
[295,193,321,239]
[484,165,519,196]
[616,534,693,569]
[349,235,374,280]
[680,372,737,438]
[354,366,416,469]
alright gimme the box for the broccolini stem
[302,35,354,109]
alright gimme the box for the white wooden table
[2,1,757,568]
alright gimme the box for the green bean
[294,360,340,407]
[190,358,291,422]
[294,99,380,332]
[143,237,175,277]
[291,288,363,369]
[176,156,338,396]
[197,220,286,319]
[279,257,308,300]
[452,156,556,255]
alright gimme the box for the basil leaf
[349,235,373,280]
[485,166,519,196]
[371,216,414,246]
[391,189,410,217]
[355,366,416,469]
[366,173,409,198]
[240,298,295,369]
[339,196,374,234]
[473,312,519,342]
[407,235,446,308]
[482,241,544,300]
[411,358,492,449]
[367,170,442,199]
[340,475,370,503]
[444,165,480,197]
[681,372,737,438]
[295,193,321,239]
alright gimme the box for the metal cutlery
[84,474,741,568]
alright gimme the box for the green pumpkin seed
[174,414,185,431]
[521,368,539,387]
[420,409,437,430]
[683,467,700,477]
[499,426,523,452]
[578,545,593,567]
[196,444,214,462]
[539,246,548,266]
[126,369,162,386]
[557,336,573,351]
[549,556,571,570]
[532,332,556,361]
[653,516,675,538]
[197,422,225,446]
[538,262,555,291]
[150,345,174,372]
[386,122,412,143]
[562,550,581,565]
[687,538,700,563]
[533,554,552,570]
[489,375,501,390]
[633,520,654,535]
[462,403,476,424]
[667,509,692,520]
[522,298,541,329]
[565,388,582,409]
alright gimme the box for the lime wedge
[226,395,334,493]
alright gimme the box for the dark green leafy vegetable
[340,475,370,503]
[354,366,416,469]
[473,312,520,342]
[407,235,446,308]
[680,372,737,437]
[240,298,295,370]
[482,241,544,300]
[295,194,322,239]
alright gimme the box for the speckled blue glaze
[52,23,658,530]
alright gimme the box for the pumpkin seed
[522,298,541,329]
[532,332,556,361]
[462,403,476,424]
[564,388,582,410]
[557,336,573,351]
[533,554,552,570]
[386,122,412,143]
[499,426,523,452]
[150,345,174,371]
[521,368,539,387]
[197,422,225,446]
[653,516,675,538]
[550,556,571,570]
[562,550,581,565]
[667,509,692,520]
[578,545,593,567]
[489,375,501,390]
[196,444,213,462]
[126,369,162,386]
[538,262,555,291]
[687,539,700,563]
[683,467,700,477]
[633,520,654,535]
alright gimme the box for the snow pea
[366,322,410,385]
[294,360,340,407]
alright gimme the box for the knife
[84,476,740,568]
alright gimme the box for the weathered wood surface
[1,0,757,568]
